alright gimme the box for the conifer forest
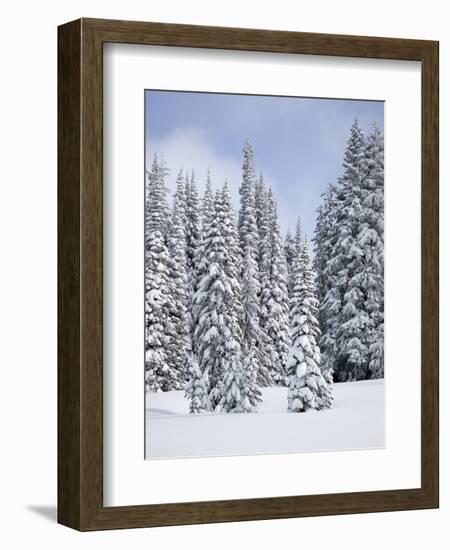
[144,118,384,428]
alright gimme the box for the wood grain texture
[58,18,439,531]
[420,41,439,507]
[57,19,82,530]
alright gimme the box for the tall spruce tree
[313,183,341,377]
[218,182,262,412]
[145,155,170,240]
[334,119,371,380]
[219,346,262,413]
[313,119,385,382]
[362,124,385,378]
[145,229,174,392]
[289,219,303,291]
[238,143,264,382]
[192,188,243,410]
[255,173,267,241]
[166,172,191,385]
[284,229,296,291]
[185,355,210,414]
[191,170,214,352]
[287,239,331,411]
[186,171,202,273]
[221,183,244,342]
[255,177,274,386]
[145,157,178,391]
[260,190,291,385]
[202,169,214,236]
[185,170,202,339]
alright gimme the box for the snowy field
[145,379,385,459]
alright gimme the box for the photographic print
[144,90,385,460]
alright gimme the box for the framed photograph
[58,18,439,531]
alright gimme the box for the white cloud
[146,127,242,208]
[145,126,307,236]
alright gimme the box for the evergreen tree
[145,155,170,242]
[185,170,202,339]
[185,355,210,414]
[192,189,243,410]
[145,229,178,391]
[313,120,384,382]
[255,178,274,386]
[166,173,191,385]
[284,229,296,290]
[145,157,178,391]
[238,143,257,229]
[294,218,303,254]
[191,170,215,354]
[334,119,371,380]
[287,240,331,412]
[221,183,244,342]
[217,347,245,413]
[238,142,263,382]
[255,173,267,240]
[313,183,341,377]
[241,347,263,410]
[186,171,202,273]
[202,169,214,236]
[260,190,291,385]
[173,169,188,229]
[288,218,303,293]
[362,124,385,376]
[219,346,262,413]
[313,185,336,303]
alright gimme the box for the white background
[0,0,448,548]
[104,44,420,506]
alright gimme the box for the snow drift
[145,379,384,460]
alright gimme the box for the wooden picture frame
[58,18,439,531]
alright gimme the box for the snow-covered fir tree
[313,183,341,377]
[145,229,173,392]
[221,183,244,342]
[313,119,384,382]
[362,124,384,378]
[333,119,371,380]
[145,155,170,242]
[288,219,303,291]
[192,188,243,410]
[255,173,267,241]
[185,170,202,339]
[313,185,337,304]
[294,218,303,254]
[190,170,214,352]
[252,175,274,386]
[166,172,191,385]
[174,170,188,228]
[287,239,331,412]
[238,142,265,385]
[202,169,214,236]
[145,157,181,391]
[219,346,262,413]
[217,345,245,413]
[185,171,202,273]
[185,355,210,414]
[284,229,296,290]
[241,347,263,410]
[260,190,291,385]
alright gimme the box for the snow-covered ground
[145,379,384,460]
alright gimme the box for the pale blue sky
[145,90,384,239]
